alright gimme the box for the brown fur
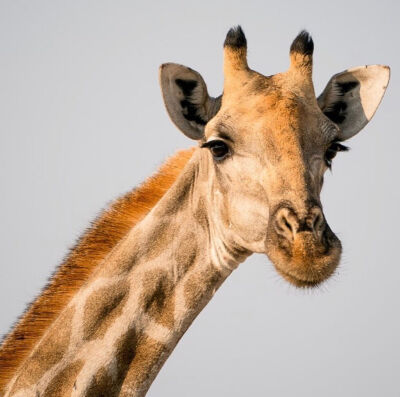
[184,265,222,312]
[0,147,195,393]
[84,328,138,397]
[142,270,175,329]
[82,281,130,341]
[41,360,84,397]
[120,335,166,395]
[8,305,75,392]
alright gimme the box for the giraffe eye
[325,141,349,168]
[201,140,230,161]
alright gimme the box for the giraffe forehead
[220,72,313,123]
[215,88,322,149]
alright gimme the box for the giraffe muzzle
[265,205,342,288]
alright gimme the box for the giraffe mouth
[274,264,334,288]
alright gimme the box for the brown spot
[184,265,222,312]
[173,231,198,276]
[140,220,171,262]
[86,367,118,397]
[8,306,74,393]
[120,335,167,394]
[83,282,129,341]
[142,271,175,329]
[85,328,137,397]
[114,327,138,378]
[193,196,210,231]
[42,360,84,397]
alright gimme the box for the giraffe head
[160,27,389,287]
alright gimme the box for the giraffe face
[202,74,342,287]
[160,27,389,287]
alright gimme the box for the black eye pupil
[210,142,228,158]
[201,139,230,160]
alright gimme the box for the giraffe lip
[274,265,327,288]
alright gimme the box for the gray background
[0,1,399,396]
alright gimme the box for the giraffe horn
[223,26,248,89]
[289,30,314,77]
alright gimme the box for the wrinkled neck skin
[4,149,250,397]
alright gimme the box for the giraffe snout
[266,203,342,288]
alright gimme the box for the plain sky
[0,1,399,396]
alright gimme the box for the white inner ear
[318,65,390,140]
[355,66,390,121]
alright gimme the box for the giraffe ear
[159,63,221,140]
[318,65,390,140]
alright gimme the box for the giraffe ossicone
[1,27,390,396]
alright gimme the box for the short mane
[0,148,195,392]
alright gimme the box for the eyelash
[325,141,349,168]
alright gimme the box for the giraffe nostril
[274,208,299,241]
[308,207,325,236]
[283,218,293,233]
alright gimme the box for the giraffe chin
[265,228,342,288]
[273,265,336,288]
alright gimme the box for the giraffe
[0,27,389,396]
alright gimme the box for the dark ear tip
[224,25,247,49]
[290,30,314,55]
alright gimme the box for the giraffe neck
[5,150,249,397]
